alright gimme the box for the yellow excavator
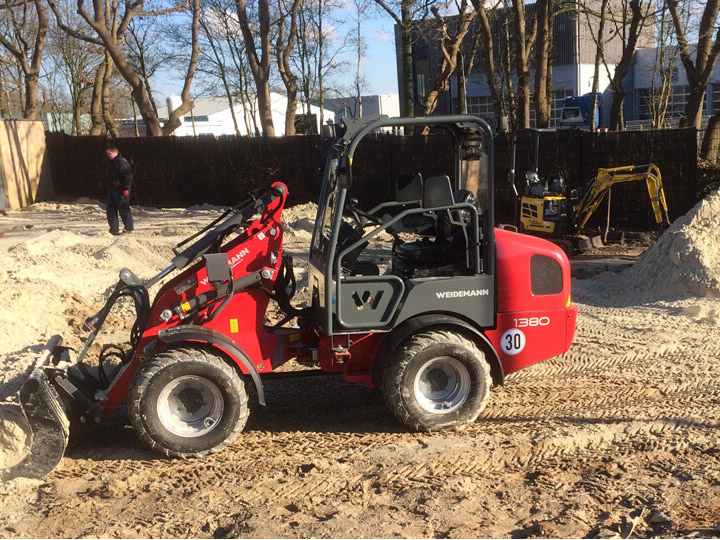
[509,129,671,244]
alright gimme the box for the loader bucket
[1,336,71,481]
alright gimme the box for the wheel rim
[413,356,471,414]
[157,375,224,437]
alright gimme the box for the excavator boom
[574,163,670,233]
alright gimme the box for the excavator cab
[509,129,574,237]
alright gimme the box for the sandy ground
[0,194,719,538]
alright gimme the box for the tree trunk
[23,74,39,120]
[667,0,720,129]
[457,66,466,114]
[401,1,414,118]
[457,21,482,115]
[608,0,644,131]
[318,0,325,125]
[236,0,275,136]
[511,0,536,128]
[285,86,298,135]
[89,59,106,135]
[700,113,720,163]
[590,0,609,131]
[533,0,551,127]
[102,53,118,137]
[257,84,275,136]
[422,1,475,117]
[683,83,706,129]
[472,2,505,117]
[277,0,302,135]
[163,0,200,135]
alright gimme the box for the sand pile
[618,190,720,297]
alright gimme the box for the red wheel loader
[2,115,577,480]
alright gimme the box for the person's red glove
[123,190,129,197]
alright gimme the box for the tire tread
[128,346,249,458]
[381,329,491,432]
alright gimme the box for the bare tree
[510,0,537,128]
[195,4,242,135]
[577,0,651,130]
[293,0,349,123]
[606,0,650,130]
[0,0,48,119]
[533,0,554,127]
[467,0,515,122]
[456,13,481,114]
[125,17,171,122]
[0,55,11,116]
[50,33,97,134]
[579,0,609,131]
[647,2,680,129]
[354,0,372,117]
[421,0,477,116]
[45,0,102,134]
[236,0,275,136]
[49,0,199,136]
[667,0,720,129]
[373,0,431,117]
[276,0,303,135]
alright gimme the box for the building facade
[395,2,709,128]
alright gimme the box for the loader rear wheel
[381,330,491,432]
[128,346,249,458]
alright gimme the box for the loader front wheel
[128,346,248,458]
[382,330,491,432]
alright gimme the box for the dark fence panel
[577,128,698,229]
[46,133,325,208]
[46,128,697,230]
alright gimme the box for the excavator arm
[574,163,671,233]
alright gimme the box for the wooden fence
[0,120,54,210]
[46,127,698,229]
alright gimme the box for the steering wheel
[344,198,380,229]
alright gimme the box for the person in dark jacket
[105,145,134,235]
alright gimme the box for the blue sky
[362,19,399,95]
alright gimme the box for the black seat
[393,176,477,266]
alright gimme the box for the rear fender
[157,326,266,406]
[372,314,504,387]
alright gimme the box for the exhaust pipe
[1,336,71,481]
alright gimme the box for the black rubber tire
[128,346,249,458]
[381,329,492,432]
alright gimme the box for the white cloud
[375,28,392,42]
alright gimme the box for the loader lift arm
[574,163,671,234]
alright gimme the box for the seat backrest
[422,175,454,209]
[436,188,478,243]
[395,172,423,203]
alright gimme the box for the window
[529,89,574,126]
[562,107,581,120]
[551,89,575,126]
[635,85,707,122]
[465,96,496,117]
[712,84,720,115]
